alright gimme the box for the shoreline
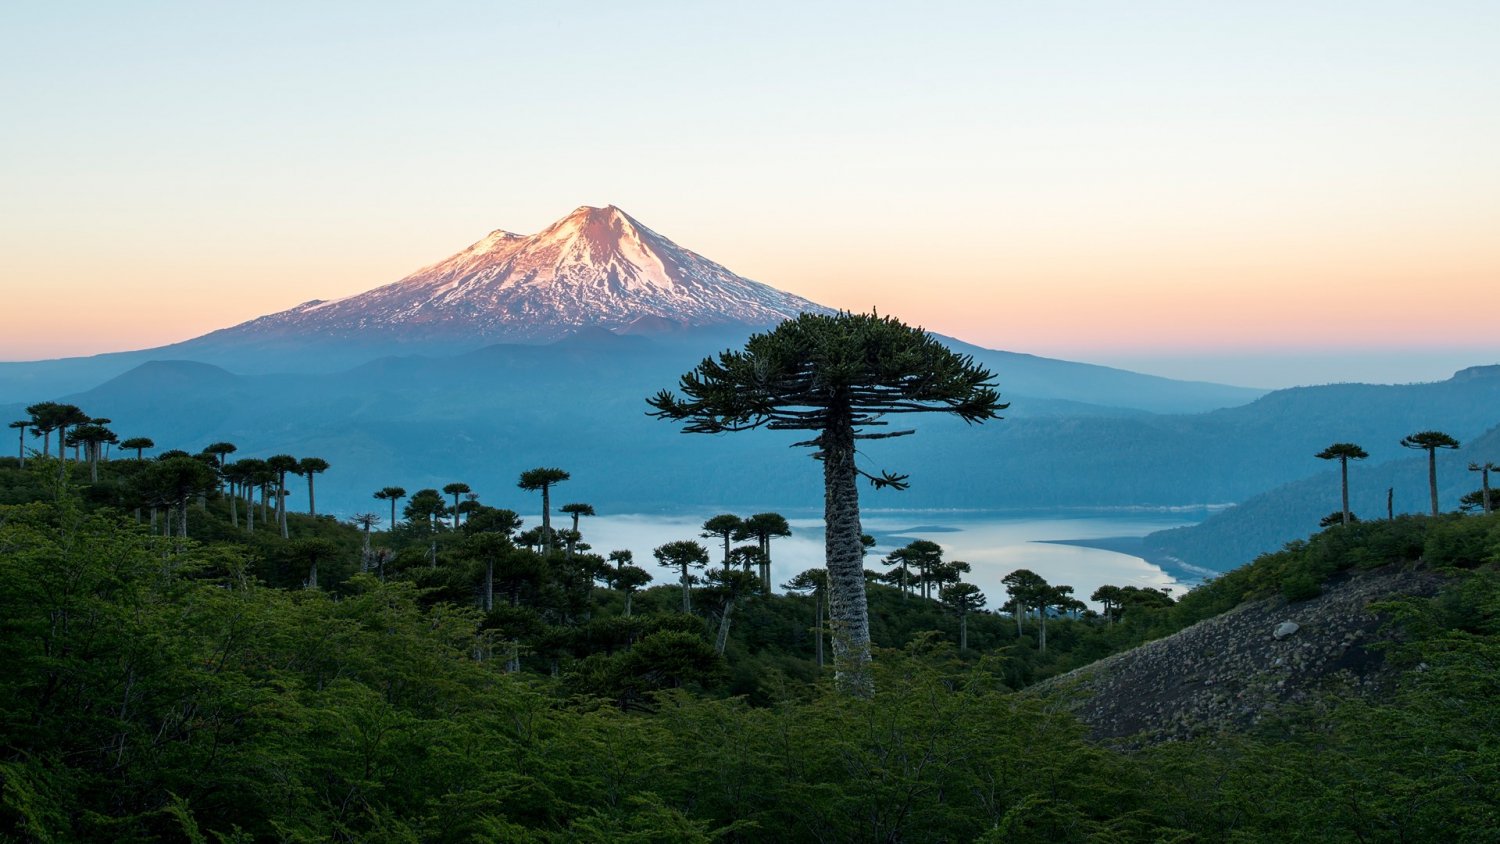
[1035,536,1222,586]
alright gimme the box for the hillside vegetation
[2,452,1498,841]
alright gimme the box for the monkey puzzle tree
[374,486,407,531]
[1469,461,1496,514]
[700,514,743,571]
[561,502,596,558]
[1400,431,1460,516]
[1002,568,1049,639]
[297,457,329,516]
[737,512,791,592]
[265,454,299,538]
[1316,442,1368,526]
[24,402,60,458]
[704,568,759,654]
[1091,585,1126,624]
[443,482,472,529]
[610,564,653,617]
[350,512,381,570]
[203,441,237,469]
[518,467,570,554]
[9,420,28,466]
[783,568,829,668]
[654,539,710,613]
[119,437,154,461]
[939,582,987,651]
[648,311,1003,695]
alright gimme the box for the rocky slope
[1037,565,1446,743]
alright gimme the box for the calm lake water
[564,509,1208,609]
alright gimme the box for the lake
[562,509,1213,609]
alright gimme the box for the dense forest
[2,432,1498,840]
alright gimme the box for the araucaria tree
[518,467,570,553]
[1316,442,1368,526]
[1469,461,1496,514]
[648,311,1004,695]
[374,486,407,531]
[654,539,710,613]
[1400,431,1460,516]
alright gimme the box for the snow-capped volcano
[217,205,832,344]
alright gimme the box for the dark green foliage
[4,445,1500,839]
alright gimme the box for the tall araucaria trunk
[715,601,735,654]
[307,476,317,517]
[541,485,553,553]
[1427,449,1440,516]
[484,558,494,611]
[680,564,692,613]
[822,416,872,696]
[1340,455,1351,525]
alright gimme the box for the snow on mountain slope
[219,205,834,343]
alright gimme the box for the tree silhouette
[467,533,512,611]
[119,437,154,461]
[705,569,758,654]
[1468,461,1496,514]
[783,569,828,668]
[265,454,299,538]
[350,512,381,570]
[24,402,60,458]
[405,488,448,566]
[1316,442,1368,526]
[203,441,237,469]
[1091,585,1125,624]
[648,311,1003,695]
[654,539,709,613]
[374,486,407,531]
[610,565,653,617]
[1002,569,1049,639]
[561,502,596,558]
[518,467,570,554]
[940,582,986,650]
[9,420,28,467]
[1400,431,1460,516]
[700,514,743,571]
[297,457,329,516]
[442,482,472,529]
[235,458,270,532]
[737,512,791,592]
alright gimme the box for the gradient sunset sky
[2,1,1497,387]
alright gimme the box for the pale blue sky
[3,1,1497,387]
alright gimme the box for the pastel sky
[2,1,1497,387]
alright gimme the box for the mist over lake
[565,509,1206,609]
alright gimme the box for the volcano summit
[206,205,832,347]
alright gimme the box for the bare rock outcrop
[1035,566,1445,743]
